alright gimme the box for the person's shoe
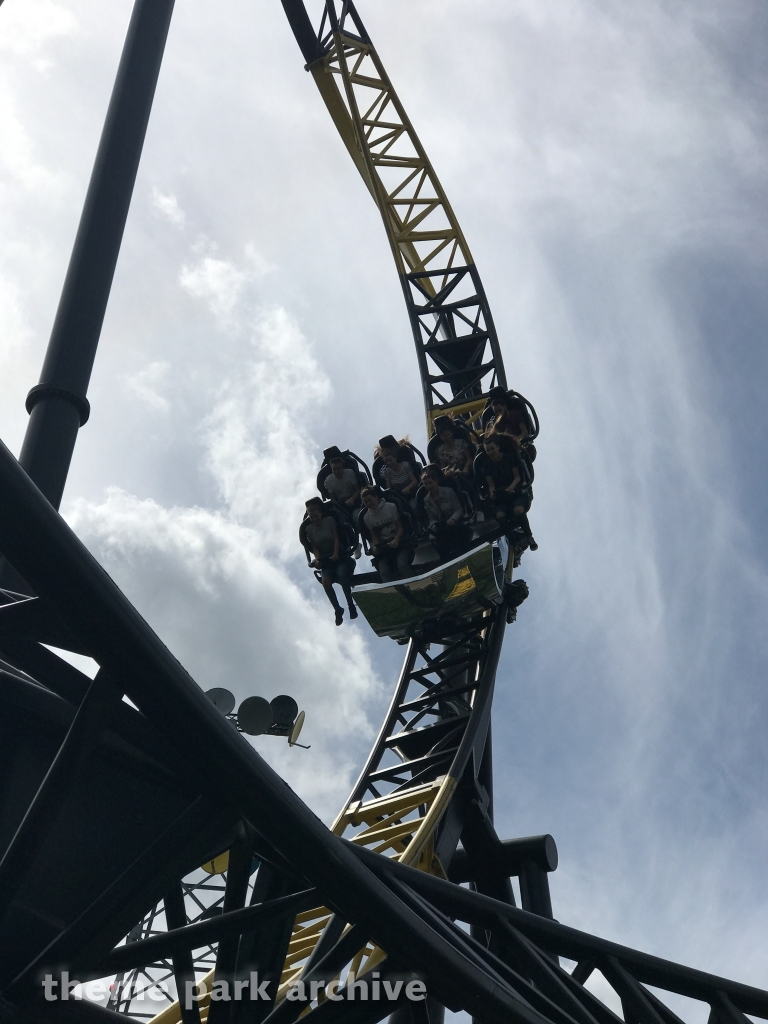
[349,605,358,620]
[528,537,538,551]
[354,544,362,559]
[335,608,344,626]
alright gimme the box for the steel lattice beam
[296,0,507,433]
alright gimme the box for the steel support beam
[18,0,175,510]
[259,925,367,1024]
[448,835,558,883]
[165,880,203,1024]
[15,998,131,1024]
[208,835,257,1024]
[345,845,768,1018]
[9,797,239,1004]
[233,864,299,1024]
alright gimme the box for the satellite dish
[289,710,306,747]
[270,695,299,729]
[238,696,273,736]
[205,687,235,716]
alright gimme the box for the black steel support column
[233,864,298,1024]
[19,0,176,510]
[519,862,554,920]
[164,881,203,1024]
[208,835,255,1024]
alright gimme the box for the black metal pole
[207,836,254,1024]
[164,881,203,1024]
[19,0,176,510]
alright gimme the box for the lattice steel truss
[302,0,507,432]
[265,609,513,1005]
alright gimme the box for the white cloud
[0,0,76,58]
[179,243,275,326]
[0,89,62,191]
[202,306,331,556]
[151,187,186,228]
[0,274,33,370]
[243,241,275,278]
[123,360,172,413]
[180,251,247,324]
[177,237,326,555]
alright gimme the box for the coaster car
[352,540,507,641]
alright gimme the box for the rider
[485,387,529,443]
[381,451,419,500]
[323,456,361,509]
[433,416,474,475]
[420,465,471,561]
[360,486,412,583]
[304,498,358,626]
[482,435,537,556]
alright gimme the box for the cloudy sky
[2,0,768,1012]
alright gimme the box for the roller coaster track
[0,3,765,1024]
[286,0,506,435]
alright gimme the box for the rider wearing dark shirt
[485,387,529,443]
[305,498,357,625]
[432,415,474,475]
[482,435,537,556]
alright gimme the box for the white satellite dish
[204,687,235,716]
[289,710,306,747]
